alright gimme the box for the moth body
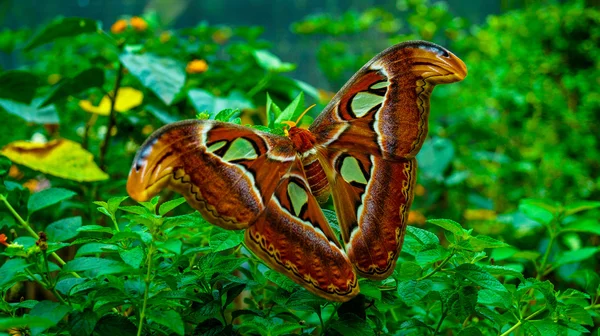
[287,126,332,204]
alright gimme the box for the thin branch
[137,245,154,336]
[99,61,125,170]
[499,306,546,336]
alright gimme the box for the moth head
[282,104,318,153]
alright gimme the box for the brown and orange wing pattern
[310,40,467,159]
[127,120,296,229]
[310,41,466,278]
[244,159,359,301]
[317,148,416,279]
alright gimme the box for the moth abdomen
[302,153,331,204]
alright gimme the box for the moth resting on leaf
[127,41,467,302]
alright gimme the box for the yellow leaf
[79,87,143,115]
[1,139,109,182]
[464,209,497,221]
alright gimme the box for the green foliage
[0,1,599,335]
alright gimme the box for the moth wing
[127,120,296,229]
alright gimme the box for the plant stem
[137,245,154,336]
[536,234,555,280]
[0,195,77,275]
[99,61,125,170]
[432,299,446,336]
[585,304,600,310]
[419,251,454,281]
[500,307,546,336]
[82,113,98,150]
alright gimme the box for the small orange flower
[408,210,426,225]
[0,233,8,247]
[130,16,148,32]
[186,59,209,74]
[211,28,232,44]
[159,31,172,43]
[415,184,426,197]
[8,165,23,180]
[111,19,128,34]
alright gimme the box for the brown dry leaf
[1,139,108,182]
[79,87,144,115]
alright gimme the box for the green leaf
[480,264,526,282]
[406,226,440,246]
[274,92,304,126]
[561,219,600,235]
[107,196,129,216]
[477,288,511,309]
[553,247,599,267]
[519,199,555,225]
[46,216,82,242]
[265,92,282,128]
[561,304,593,325]
[0,70,39,104]
[560,288,590,300]
[266,270,298,292]
[76,225,113,234]
[39,68,105,108]
[158,197,187,216]
[224,283,246,307]
[458,327,484,336]
[119,246,144,268]
[69,309,98,336]
[188,89,253,117]
[393,261,422,281]
[156,238,182,255]
[93,314,137,336]
[0,258,30,288]
[120,53,185,105]
[522,319,559,335]
[147,309,184,336]
[0,316,55,331]
[427,218,466,236]
[29,301,71,336]
[62,257,130,275]
[455,264,507,292]
[359,281,382,301]
[146,104,179,124]
[445,286,478,321]
[468,235,510,251]
[415,244,447,266]
[328,313,372,336]
[397,279,433,305]
[517,279,558,311]
[27,187,76,214]
[210,229,243,252]
[564,201,600,216]
[0,97,59,124]
[55,277,87,295]
[253,49,296,73]
[569,269,600,295]
[25,17,100,51]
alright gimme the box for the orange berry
[186,59,209,74]
[130,16,148,32]
[111,19,128,34]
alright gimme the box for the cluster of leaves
[0,0,599,335]
[1,164,598,335]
